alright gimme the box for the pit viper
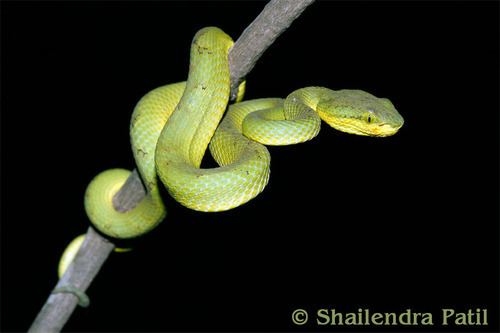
[83,27,404,239]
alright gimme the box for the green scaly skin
[82,27,404,240]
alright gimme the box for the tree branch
[28,1,316,332]
[29,227,114,333]
[229,0,316,100]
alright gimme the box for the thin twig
[28,1,316,332]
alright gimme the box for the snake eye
[365,111,376,124]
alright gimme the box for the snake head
[317,90,404,137]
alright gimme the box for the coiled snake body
[84,27,404,239]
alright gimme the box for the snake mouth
[365,122,402,137]
[351,121,403,137]
[321,114,403,137]
[341,121,402,137]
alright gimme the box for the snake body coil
[84,27,404,239]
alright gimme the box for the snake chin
[365,122,403,137]
[320,115,402,137]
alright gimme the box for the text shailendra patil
[315,308,488,326]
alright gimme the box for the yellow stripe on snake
[84,27,404,239]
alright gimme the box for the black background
[1,1,498,332]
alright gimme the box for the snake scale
[81,27,404,240]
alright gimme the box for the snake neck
[284,87,332,111]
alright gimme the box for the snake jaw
[365,122,403,137]
[317,112,403,137]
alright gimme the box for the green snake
[83,27,404,239]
